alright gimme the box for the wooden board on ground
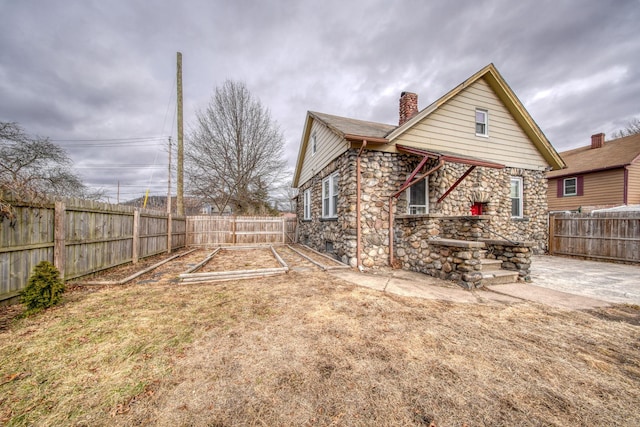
[272,246,319,270]
[287,244,350,270]
[179,246,289,284]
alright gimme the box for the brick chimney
[591,132,605,149]
[399,91,418,126]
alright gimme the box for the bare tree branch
[1,121,100,220]
[612,118,640,138]
[186,80,286,215]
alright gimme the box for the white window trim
[511,177,523,218]
[322,173,338,218]
[311,132,317,156]
[406,178,429,215]
[303,189,311,220]
[475,108,488,137]
[563,177,577,196]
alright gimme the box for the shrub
[21,261,65,314]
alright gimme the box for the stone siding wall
[297,149,549,268]
[429,163,548,254]
[393,224,485,288]
[296,151,356,265]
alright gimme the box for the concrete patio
[331,255,640,309]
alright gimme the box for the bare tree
[612,117,640,138]
[186,80,286,215]
[1,122,99,218]
[270,178,298,213]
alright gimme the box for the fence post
[133,209,140,264]
[232,216,237,245]
[282,217,286,244]
[54,201,66,280]
[548,214,555,255]
[167,214,172,254]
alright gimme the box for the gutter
[548,164,630,180]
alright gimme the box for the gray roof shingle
[309,111,396,139]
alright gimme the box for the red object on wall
[470,202,483,215]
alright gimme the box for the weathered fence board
[0,198,187,301]
[187,216,296,247]
[549,212,640,263]
[171,216,186,250]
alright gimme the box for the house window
[563,178,577,196]
[557,176,583,197]
[303,189,311,220]
[407,178,429,215]
[475,109,488,136]
[322,173,338,218]
[510,177,523,218]
[311,132,317,156]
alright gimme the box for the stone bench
[427,238,486,248]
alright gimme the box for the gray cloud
[1,0,639,201]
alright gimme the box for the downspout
[624,166,629,205]
[388,158,445,267]
[356,140,367,270]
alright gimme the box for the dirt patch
[291,243,347,267]
[273,245,319,270]
[0,304,23,332]
[71,248,195,283]
[1,251,639,426]
[198,247,282,272]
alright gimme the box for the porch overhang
[395,144,505,203]
[396,144,506,169]
[388,145,506,268]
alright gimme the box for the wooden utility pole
[167,136,172,214]
[176,52,185,216]
[167,136,173,254]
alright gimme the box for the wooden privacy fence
[187,216,297,246]
[0,198,186,302]
[549,212,640,263]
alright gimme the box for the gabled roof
[309,111,395,140]
[547,133,640,179]
[292,112,395,186]
[293,63,566,187]
[386,63,565,170]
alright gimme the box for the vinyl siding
[547,168,625,211]
[392,78,548,170]
[627,162,640,204]
[297,119,348,186]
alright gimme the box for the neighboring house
[547,133,640,212]
[292,64,564,286]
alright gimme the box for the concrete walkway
[331,267,611,310]
[529,255,640,305]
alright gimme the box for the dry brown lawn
[1,248,639,426]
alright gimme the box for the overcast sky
[1,0,639,203]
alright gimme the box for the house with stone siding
[292,64,565,288]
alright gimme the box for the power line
[51,136,169,143]
[75,165,166,169]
